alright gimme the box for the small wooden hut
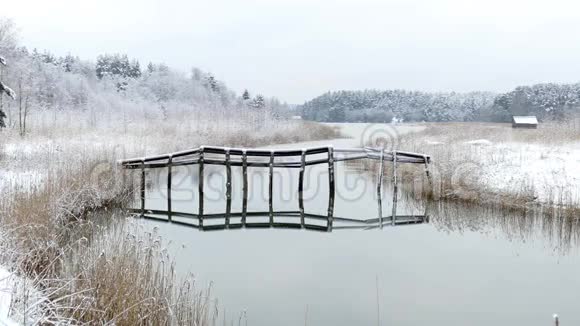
[512,116,538,129]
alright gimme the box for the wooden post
[198,147,204,229]
[242,150,248,226]
[377,146,385,228]
[423,155,432,223]
[423,155,433,197]
[167,155,173,222]
[140,160,145,217]
[299,149,306,227]
[269,151,274,225]
[327,146,335,231]
[392,150,398,226]
[225,148,231,228]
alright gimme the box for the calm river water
[134,124,580,326]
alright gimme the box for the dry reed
[0,108,341,323]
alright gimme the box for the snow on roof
[512,116,538,124]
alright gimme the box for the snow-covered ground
[397,122,580,205]
[0,268,17,326]
[470,140,580,203]
[0,267,46,325]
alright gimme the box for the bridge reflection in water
[120,145,432,231]
[128,210,429,231]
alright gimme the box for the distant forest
[0,19,287,131]
[301,84,580,123]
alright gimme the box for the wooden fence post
[225,148,231,228]
[269,151,274,226]
[299,149,306,227]
[242,150,248,226]
[198,147,204,229]
[392,150,398,226]
[327,146,335,231]
[377,146,385,228]
[140,160,145,217]
[167,155,173,222]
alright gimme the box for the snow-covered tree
[0,19,292,131]
[0,55,16,128]
[242,89,250,100]
[204,73,219,92]
[250,94,265,109]
[96,54,141,80]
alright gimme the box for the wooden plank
[122,152,427,170]
[124,157,424,170]
[121,148,201,165]
[377,146,385,228]
[242,150,248,226]
[225,149,231,228]
[202,145,329,157]
[299,149,306,227]
[167,156,173,222]
[269,151,274,225]
[327,146,335,231]
[198,148,204,229]
[122,146,430,168]
[392,150,398,226]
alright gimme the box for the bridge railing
[119,145,432,231]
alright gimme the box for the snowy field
[394,122,580,207]
[470,141,580,203]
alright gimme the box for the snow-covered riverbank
[0,266,47,325]
[394,122,580,207]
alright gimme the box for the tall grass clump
[56,218,217,325]
[0,147,219,324]
[429,199,580,254]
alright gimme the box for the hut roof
[512,116,538,125]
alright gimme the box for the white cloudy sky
[4,0,580,103]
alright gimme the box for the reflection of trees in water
[430,201,580,254]
[348,157,580,254]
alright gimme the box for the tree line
[0,19,283,134]
[301,85,580,123]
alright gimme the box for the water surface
[135,123,580,326]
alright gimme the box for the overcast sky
[4,0,580,103]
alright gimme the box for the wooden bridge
[120,145,432,231]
